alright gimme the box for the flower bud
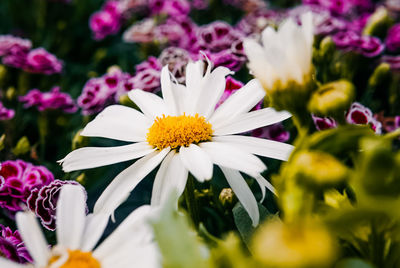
[308,80,355,120]
[363,7,393,38]
[12,136,31,156]
[252,219,337,268]
[290,151,349,187]
[368,63,391,88]
[219,188,236,208]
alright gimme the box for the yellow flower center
[49,250,100,268]
[147,113,213,150]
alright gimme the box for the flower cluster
[332,31,385,57]
[0,160,54,213]
[89,1,124,40]
[19,86,77,113]
[0,35,62,74]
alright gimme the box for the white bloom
[243,12,314,89]
[0,185,160,268]
[60,59,294,226]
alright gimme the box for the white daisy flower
[60,59,294,226]
[243,12,314,90]
[0,185,160,268]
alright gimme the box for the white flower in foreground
[60,59,294,226]
[243,12,314,113]
[0,185,160,268]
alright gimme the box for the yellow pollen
[147,113,213,150]
[48,250,100,268]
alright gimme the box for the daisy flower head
[0,184,160,268]
[243,12,315,114]
[60,58,294,226]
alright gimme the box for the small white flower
[60,59,294,226]
[0,185,160,268]
[243,12,314,89]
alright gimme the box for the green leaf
[335,258,376,268]
[152,192,211,268]
[232,202,274,246]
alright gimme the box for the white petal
[179,144,213,182]
[220,167,259,226]
[243,39,274,89]
[128,90,168,120]
[0,258,28,268]
[56,185,87,250]
[171,83,188,114]
[200,141,266,177]
[151,151,188,206]
[209,79,265,128]
[93,148,170,215]
[213,108,291,136]
[254,174,277,202]
[212,135,294,161]
[80,213,110,251]
[185,60,206,115]
[160,66,179,116]
[196,66,233,119]
[81,105,150,142]
[59,142,155,172]
[94,205,154,259]
[16,211,50,266]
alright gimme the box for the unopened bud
[308,80,355,120]
[219,188,236,208]
[12,136,31,156]
[363,7,393,37]
[368,63,391,88]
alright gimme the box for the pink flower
[89,9,122,40]
[312,115,337,130]
[149,0,191,16]
[19,86,77,113]
[128,56,162,93]
[0,101,15,120]
[159,47,191,83]
[216,76,243,108]
[0,35,31,57]
[0,160,54,213]
[25,48,63,74]
[0,225,32,263]
[123,19,158,43]
[27,180,87,231]
[252,124,290,143]
[346,102,382,133]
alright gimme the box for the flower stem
[184,174,200,228]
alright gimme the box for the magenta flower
[332,31,360,49]
[27,180,87,231]
[381,55,400,70]
[386,24,400,53]
[346,102,382,133]
[312,115,338,130]
[0,225,32,264]
[78,68,132,115]
[0,101,15,120]
[25,48,63,75]
[123,19,158,43]
[19,86,77,113]
[128,56,162,93]
[0,35,31,57]
[332,31,384,57]
[149,0,191,16]
[0,160,54,213]
[216,76,243,108]
[89,2,122,41]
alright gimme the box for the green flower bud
[290,150,349,187]
[12,136,30,156]
[368,63,391,88]
[319,36,336,61]
[219,188,236,208]
[363,7,393,38]
[308,80,355,120]
[5,87,16,101]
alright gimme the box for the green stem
[38,112,48,159]
[184,174,200,228]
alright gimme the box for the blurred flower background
[0,0,400,267]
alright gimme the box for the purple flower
[197,21,243,53]
[2,47,29,70]
[346,102,382,133]
[25,48,63,75]
[353,35,385,57]
[123,19,158,43]
[236,10,282,35]
[0,101,15,120]
[386,24,400,53]
[149,0,191,16]
[312,115,337,130]
[159,47,191,83]
[89,6,122,40]
[0,225,32,263]
[78,68,132,115]
[0,160,54,213]
[332,31,384,57]
[27,180,86,231]
[216,76,243,108]
[0,35,31,57]
[128,56,162,93]
[207,50,245,72]
[19,86,77,113]
[156,17,199,50]
[252,123,290,143]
